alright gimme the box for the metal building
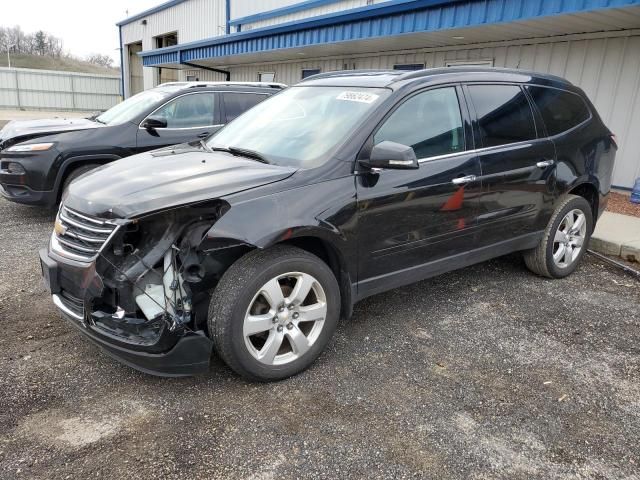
[118,0,640,189]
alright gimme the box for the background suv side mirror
[141,116,168,130]
[361,141,419,170]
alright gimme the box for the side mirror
[141,116,168,130]
[361,141,419,170]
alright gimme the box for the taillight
[610,133,618,149]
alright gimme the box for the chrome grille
[52,206,118,261]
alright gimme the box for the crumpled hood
[0,117,100,146]
[63,145,296,218]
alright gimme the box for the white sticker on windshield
[336,91,379,104]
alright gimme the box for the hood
[64,145,296,218]
[0,117,101,147]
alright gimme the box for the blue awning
[140,0,640,67]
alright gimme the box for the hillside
[0,53,120,76]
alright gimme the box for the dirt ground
[607,191,640,218]
[0,199,639,480]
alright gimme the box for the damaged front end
[41,201,248,376]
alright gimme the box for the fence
[0,67,121,112]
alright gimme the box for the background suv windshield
[96,89,172,126]
[208,86,389,168]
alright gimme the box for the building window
[186,75,198,81]
[154,32,178,48]
[301,68,321,79]
[445,59,494,67]
[258,72,276,82]
[393,63,424,71]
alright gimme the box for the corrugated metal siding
[224,33,640,187]
[241,0,388,30]
[231,0,305,20]
[143,0,640,66]
[120,0,225,94]
[0,67,120,112]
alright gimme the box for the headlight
[6,142,55,152]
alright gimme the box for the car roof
[299,67,573,90]
[153,81,287,94]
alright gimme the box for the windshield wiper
[228,146,270,164]
[209,145,270,164]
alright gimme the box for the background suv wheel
[208,246,340,381]
[524,194,593,278]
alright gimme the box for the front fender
[203,176,359,279]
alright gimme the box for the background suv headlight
[6,142,55,152]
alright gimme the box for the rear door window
[222,93,268,122]
[374,87,465,159]
[467,84,537,147]
[526,86,590,136]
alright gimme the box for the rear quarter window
[526,86,591,136]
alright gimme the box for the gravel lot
[0,198,639,480]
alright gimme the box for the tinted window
[374,87,464,159]
[468,85,537,147]
[152,93,216,128]
[223,93,268,122]
[302,69,321,79]
[526,86,590,136]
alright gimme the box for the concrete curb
[591,212,640,262]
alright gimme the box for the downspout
[118,25,125,98]
[225,0,231,34]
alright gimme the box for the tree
[85,53,114,68]
[34,30,46,55]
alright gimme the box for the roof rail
[158,81,287,89]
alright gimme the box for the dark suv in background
[0,81,285,207]
[40,68,616,381]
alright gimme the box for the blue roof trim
[229,0,344,26]
[141,0,640,66]
[116,0,189,26]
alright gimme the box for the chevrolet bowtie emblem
[54,219,67,236]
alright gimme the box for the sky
[2,0,162,65]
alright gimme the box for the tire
[61,164,101,198]
[523,194,593,279]
[208,246,341,381]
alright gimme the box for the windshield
[96,89,172,126]
[207,86,389,168]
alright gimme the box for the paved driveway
[0,198,638,479]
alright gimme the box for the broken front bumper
[40,248,213,377]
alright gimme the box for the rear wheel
[208,246,340,381]
[523,194,593,278]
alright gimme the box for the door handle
[536,159,555,168]
[451,175,477,186]
[197,132,210,139]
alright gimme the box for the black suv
[40,68,616,380]
[0,81,284,208]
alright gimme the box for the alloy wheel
[552,209,587,268]
[243,272,327,366]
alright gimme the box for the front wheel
[208,246,340,381]
[523,194,593,278]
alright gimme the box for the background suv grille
[52,206,117,261]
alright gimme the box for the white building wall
[120,0,226,96]
[222,32,640,188]
[234,0,388,30]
